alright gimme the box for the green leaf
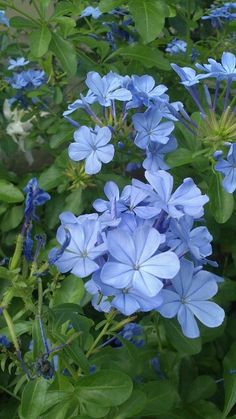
[99,0,124,12]
[40,390,73,415]
[0,322,32,341]
[29,25,52,57]
[113,390,147,418]
[0,180,24,203]
[40,399,78,419]
[105,45,170,70]
[53,275,84,306]
[185,376,217,403]
[1,205,23,232]
[76,370,133,407]
[163,319,202,355]
[9,16,38,28]
[39,0,51,16]
[129,0,166,43]
[209,173,234,223]
[65,189,84,214]
[142,380,178,416]
[50,33,77,75]
[166,148,194,168]
[51,16,76,29]
[63,340,90,373]
[223,342,236,418]
[80,402,110,418]
[185,400,222,419]
[38,165,64,191]
[18,378,49,419]
[32,319,45,360]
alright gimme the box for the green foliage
[129,0,167,43]
[0,0,236,418]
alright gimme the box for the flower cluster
[202,2,236,28]
[65,72,181,175]
[65,52,236,193]
[7,69,46,90]
[165,39,187,55]
[49,52,236,339]
[50,170,224,338]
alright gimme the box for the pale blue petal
[141,251,180,279]
[101,262,133,288]
[85,152,102,174]
[94,126,112,146]
[171,258,194,297]
[158,289,181,318]
[107,229,135,263]
[96,144,114,163]
[112,293,140,315]
[177,305,200,338]
[68,143,90,161]
[134,227,162,264]
[72,258,99,278]
[188,301,225,328]
[132,270,163,297]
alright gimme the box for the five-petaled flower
[158,259,225,338]
[68,125,114,174]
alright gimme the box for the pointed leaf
[30,25,52,57]
[50,33,77,75]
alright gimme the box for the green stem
[86,310,116,358]
[9,234,24,271]
[2,309,20,352]
[38,277,43,317]
[0,384,21,401]
[3,310,31,379]
[109,316,137,333]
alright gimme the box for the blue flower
[132,108,175,149]
[85,71,132,106]
[63,91,97,117]
[158,259,225,338]
[101,226,180,297]
[127,75,168,109]
[215,142,236,192]
[143,136,177,172]
[116,323,144,347]
[110,284,163,315]
[93,181,126,215]
[202,3,236,28]
[50,219,106,278]
[6,69,46,89]
[8,57,29,70]
[68,126,114,175]
[48,230,71,265]
[196,52,236,80]
[166,216,213,264]
[81,6,102,19]
[171,64,208,86]
[145,170,209,219]
[166,38,187,55]
[0,335,10,348]
[23,228,34,262]
[24,178,51,223]
[0,10,9,27]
